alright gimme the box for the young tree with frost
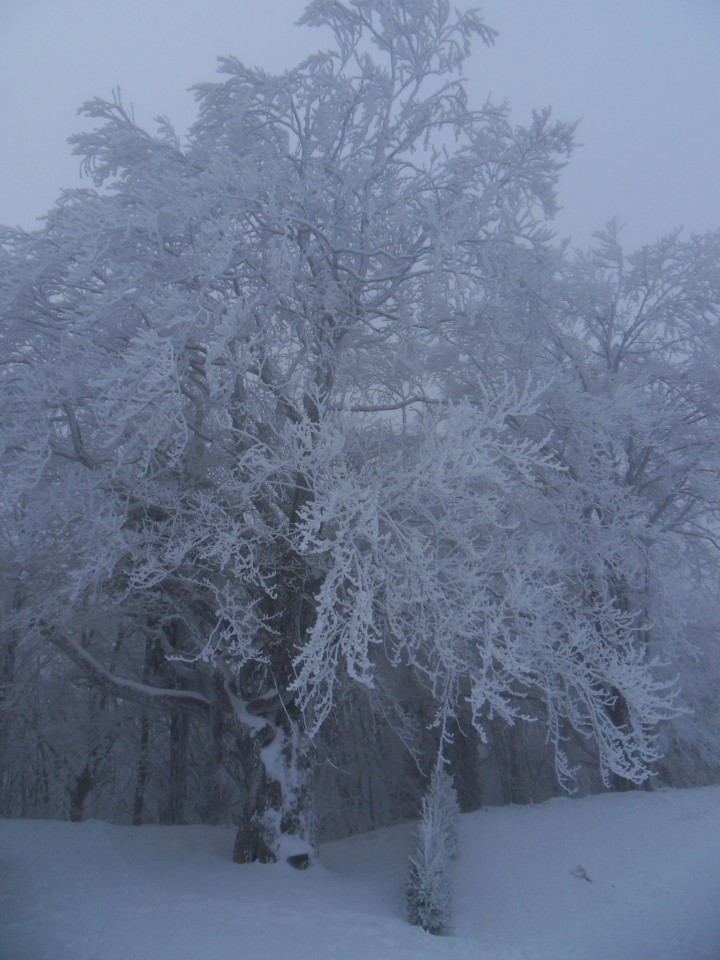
[407,761,460,935]
[0,0,686,861]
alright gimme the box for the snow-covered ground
[2,785,719,960]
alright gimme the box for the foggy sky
[1,0,719,250]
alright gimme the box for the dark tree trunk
[132,708,151,825]
[608,688,636,792]
[166,709,189,824]
[68,762,94,822]
[229,551,318,865]
[132,637,155,825]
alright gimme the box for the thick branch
[51,632,211,713]
[341,395,439,414]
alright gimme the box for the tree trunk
[132,637,155,825]
[132,708,151,825]
[233,723,314,865]
[166,709,189,824]
[68,761,95,822]
[220,692,314,866]
[229,545,318,866]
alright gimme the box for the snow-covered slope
[2,786,719,960]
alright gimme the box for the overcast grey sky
[1,0,719,249]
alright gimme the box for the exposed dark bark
[132,709,151,825]
[166,709,189,824]
[68,762,95,822]
[132,637,156,825]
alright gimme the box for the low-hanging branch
[51,632,212,713]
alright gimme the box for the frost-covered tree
[436,220,720,793]
[0,0,686,862]
[550,224,720,786]
[407,761,460,935]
